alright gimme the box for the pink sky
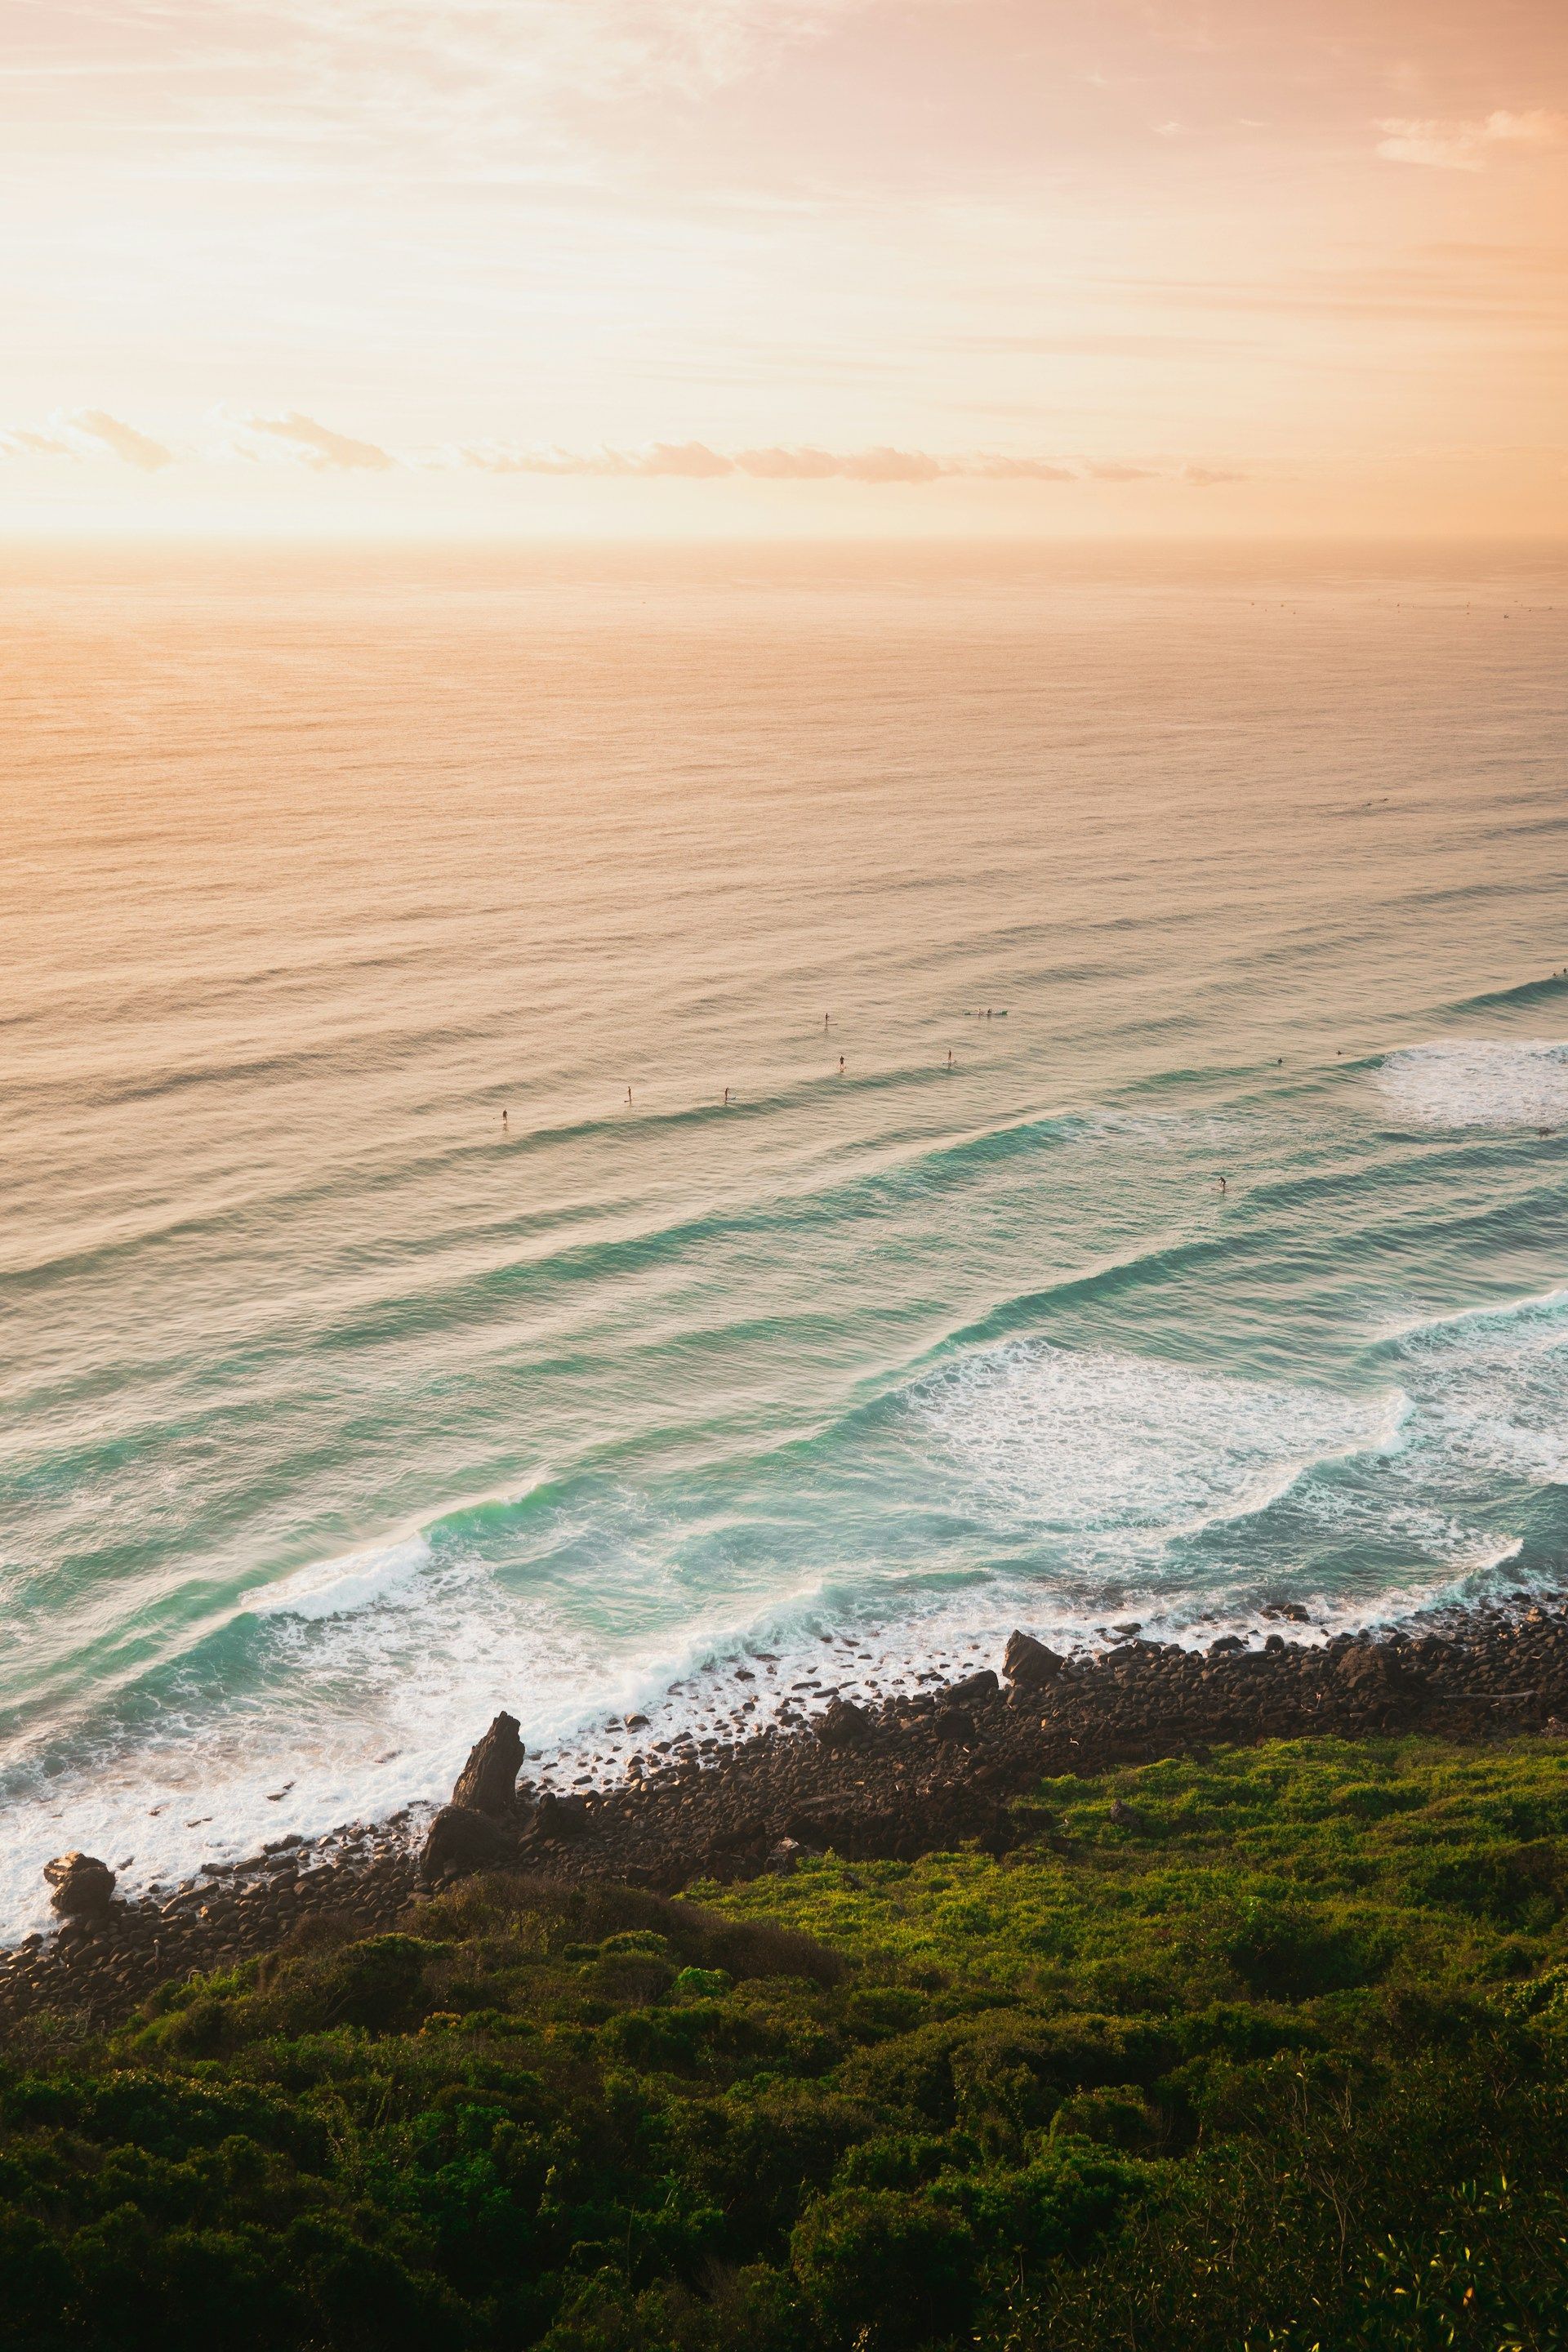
[2,0,1565,535]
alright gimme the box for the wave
[1447,971,1568,1018]
[1374,1285,1568,1343]
[1374,1039,1568,1130]
[910,1339,1402,1550]
[6,1296,1564,1938]
[1380,1291,1568,1489]
[240,1533,434,1622]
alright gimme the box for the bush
[3,1736,1568,2349]
[791,2188,976,2348]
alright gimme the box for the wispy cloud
[229,411,396,470]
[455,439,735,477]
[1375,109,1565,172]
[453,440,1109,483]
[0,413,1234,491]
[62,410,175,470]
[737,444,946,483]
[0,426,74,458]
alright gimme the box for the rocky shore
[6,1596,1567,2030]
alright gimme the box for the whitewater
[2,539,1566,1936]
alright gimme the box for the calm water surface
[2,541,1566,1931]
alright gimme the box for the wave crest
[1376,1040,1568,1129]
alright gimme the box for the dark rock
[1334,1642,1421,1697]
[451,1711,526,1815]
[816,1698,871,1749]
[1209,1636,1245,1655]
[535,1793,592,1840]
[44,1853,116,1919]
[933,1705,978,1746]
[974,1809,1021,1857]
[948,1668,1000,1707]
[418,1805,513,1884]
[706,1814,767,1855]
[1004,1630,1064,1688]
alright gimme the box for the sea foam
[915,1339,1399,1550]
[1375,1040,1568,1129]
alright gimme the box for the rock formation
[419,1805,513,1885]
[1004,1630,1063,1688]
[815,1698,871,1748]
[451,1711,526,1815]
[43,1853,115,1920]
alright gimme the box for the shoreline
[6,1589,1568,2029]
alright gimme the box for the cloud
[233,411,396,470]
[730,445,845,479]
[451,439,734,476]
[1375,109,1564,172]
[964,455,1076,481]
[0,427,75,458]
[63,410,174,470]
[1182,463,1243,486]
[624,440,734,477]
[0,413,1216,493]
[825,446,945,483]
[455,441,1085,483]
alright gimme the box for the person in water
[1218,1174,1227,1192]
[838,1055,845,1074]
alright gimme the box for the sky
[2,0,1566,537]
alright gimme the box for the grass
[2,1735,1568,2350]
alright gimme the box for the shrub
[791,2188,976,2348]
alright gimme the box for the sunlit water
[2,540,1566,1934]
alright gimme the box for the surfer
[724,1087,731,1107]
[838,1055,845,1074]
[947,1049,954,1067]
[1218,1174,1227,1192]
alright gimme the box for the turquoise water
[3,541,1567,1931]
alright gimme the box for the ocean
[2,538,1566,1936]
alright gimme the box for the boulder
[451,1711,526,1815]
[932,1704,978,1747]
[947,1668,1000,1708]
[535,1793,592,1841]
[43,1853,116,1919]
[1334,1642,1421,1697]
[1004,1631,1063,1688]
[419,1805,512,1885]
[815,1698,871,1749]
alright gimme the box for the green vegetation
[5,1736,1568,2350]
